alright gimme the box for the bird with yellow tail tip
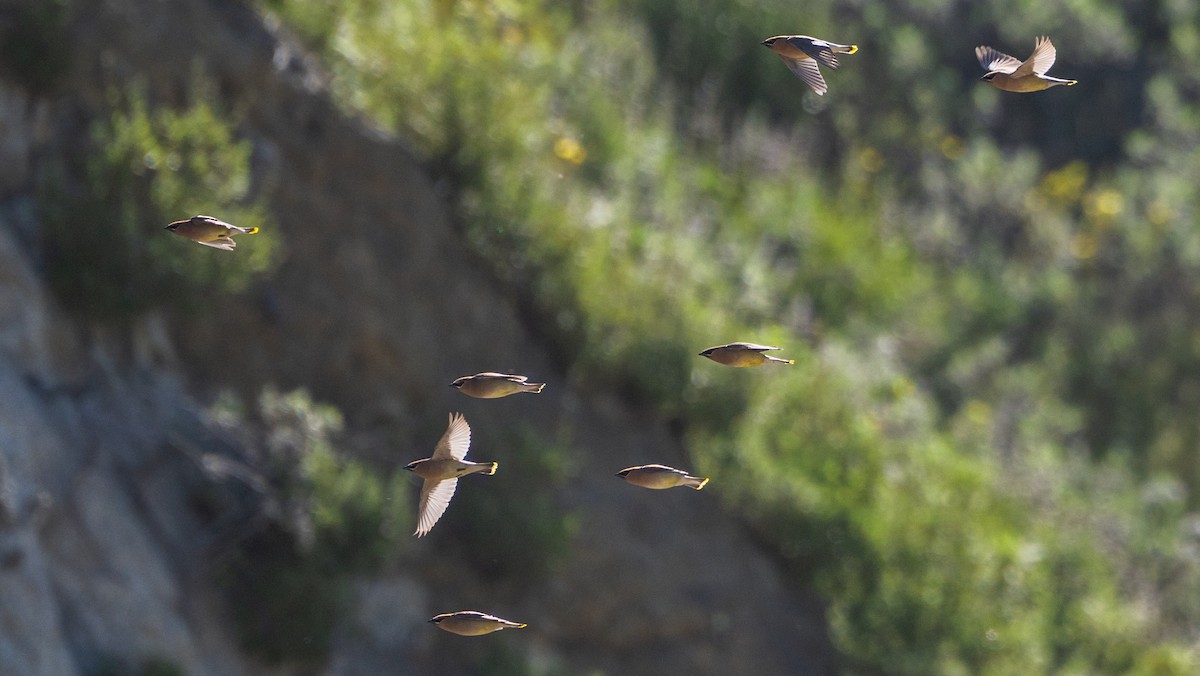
[762,35,858,95]
[165,215,259,251]
[450,372,545,399]
[429,611,527,636]
[976,36,1077,92]
[699,342,794,367]
[617,464,709,491]
[406,413,497,537]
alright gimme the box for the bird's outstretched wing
[779,54,828,95]
[433,412,472,460]
[1016,36,1057,76]
[415,477,458,536]
[195,238,236,251]
[975,45,1022,74]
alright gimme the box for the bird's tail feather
[523,382,546,394]
[485,462,498,475]
[687,476,710,490]
[766,355,795,365]
[244,227,260,235]
[842,44,859,54]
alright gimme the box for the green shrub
[213,388,408,664]
[450,424,579,583]
[257,0,1200,669]
[40,79,275,320]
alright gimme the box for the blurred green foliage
[259,0,1200,671]
[450,425,579,583]
[214,388,408,664]
[39,78,275,320]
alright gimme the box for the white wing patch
[196,238,236,251]
[415,477,458,536]
[1021,36,1058,76]
[433,412,472,460]
[975,46,1022,74]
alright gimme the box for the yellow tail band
[488,462,498,475]
[847,45,859,54]
[246,227,260,235]
[695,477,710,490]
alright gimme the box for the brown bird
[405,413,497,537]
[450,372,545,399]
[976,36,1077,92]
[762,35,858,95]
[617,464,709,490]
[165,215,259,251]
[699,342,794,367]
[429,611,527,636]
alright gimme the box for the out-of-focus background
[1,0,1198,673]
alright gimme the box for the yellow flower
[553,136,587,165]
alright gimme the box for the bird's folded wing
[415,477,458,536]
[787,37,840,69]
[738,342,782,351]
[1017,36,1057,76]
[195,215,235,228]
[975,46,1021,73]
[433,412,472,460]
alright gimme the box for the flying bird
[450,372,546,399]
[976,36,1077,92]
[165,215,259,251]
[762,35,858,95]
[406,413,497,537]
[699,342,794,367]
[429,611,527,636]
[617,464,709,490]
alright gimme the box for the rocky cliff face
[0,1,835,674]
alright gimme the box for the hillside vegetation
[236,0,1197,671]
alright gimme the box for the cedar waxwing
[429,611,527,636]
[617,464,709,490]
[165,215,259,251]
[699,342,794,367]
[450,372,546,399]
[406,413,497,537]
[761,35,858,95]
[976,36,1077,92]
